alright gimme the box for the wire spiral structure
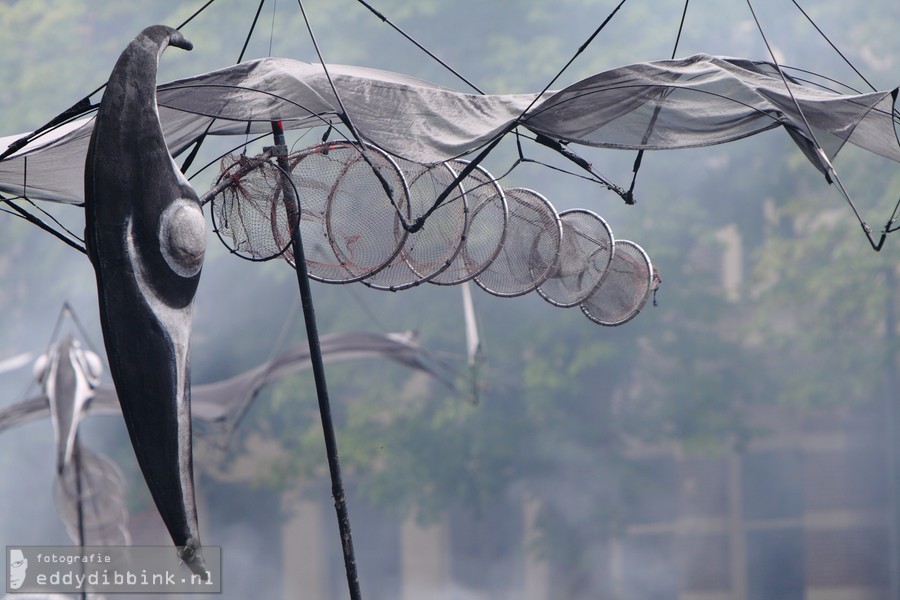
[207,141,657,326]
[361,158,468,291]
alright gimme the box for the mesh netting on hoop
[53,446,131,546]
[362,159,467,291]
[580,239,653,326]
[281,143,357,282]
[537,208,614,308]
[429,160,507,286]
[282,141,409,283]
[210,155,296,262]
[474,187,561,298]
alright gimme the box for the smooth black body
[84,25,207,575]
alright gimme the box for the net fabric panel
[580,240,652,326]
[475,188,561,298]
[283,141,409,283]
[279,145,341,280]
[5,55,898,205]
[522,54,900,168]
[362,160,467,291]
[537,208,614,308]
[53,447,131,546]
[156,58,544,165]
[210,155,294,262]
[430,160,507,286]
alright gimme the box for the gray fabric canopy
[525,54,900,174]
[0,53,896,205]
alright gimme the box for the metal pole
[73,439,87,600]
[270,121,362,600]
[886,266,899,600]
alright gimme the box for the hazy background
[0,1,898,598]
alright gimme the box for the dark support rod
[886,266,899,600]
[271,121,363,600]
[74,439,87,600]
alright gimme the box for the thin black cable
[519,157,624,186]
[63,301,103,358]
[351,0,540,229]
[181,0,268,174]
[745,0,882,249]
[295,0,359,144]
[177,0,220,30]
[781,66,864,95]
[238,0,268,63]
[23,198,84,245]
[289,126,323,153]
[6,0,220,162]
[627,0,690,201]
[488,157,525,185]
[188,133,272,186]
[518,0,630,119]
[745,0,837,162]
[73,439,87,600]
[14,155,84,246]
[406,131,510,233]
[269,0,278,57]
[45,303,103,381]
[670,0,690,59]
[293,0,403,225]
[781,66,900,123]
[500,0,635,203]
[532,134,628,195]
[0,195,87,254]
[366,1,637,216]
[179,123,214,174]
[507,124,619,190]
[352,0,484,94]
[885,199,900,233]
[0,97,99,162]
[47,303,70,355]
[789,0,899,120]
[790,0,875,92]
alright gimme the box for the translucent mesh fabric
[282,141,409,283]
[279,145,342,280]
[537,209,614,308]
[362,160,467,291]
[210,155,295,261]
[580,240,652,326]
[6,55,898,206]
[475,188,561,297]
[522,54,900,173]
[430,160,507,286]
[53,447,131,545]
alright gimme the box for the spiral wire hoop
[204,142,657,326]
[580,239,653,326]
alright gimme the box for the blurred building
[614,398,890,600]
[261,396,890,600]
